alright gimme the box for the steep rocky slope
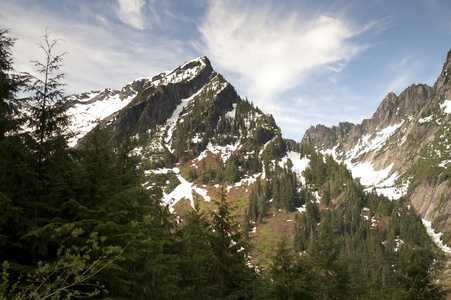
[302,50,451,244]
[68,56,287,214]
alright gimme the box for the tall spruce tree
[0,29,33,274]
[18,29,74,266]
[0,29,25,138]
[23,28,71,173]
[309,219,353,299]
[395,247,447,300]
[267,239,317,300]
[209,189,257,299]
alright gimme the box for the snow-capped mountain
[302,50,451,242]
[68,56,290,214]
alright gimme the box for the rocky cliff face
[434,50,451,100]
[106,57,216,143]
[301,50,451,241]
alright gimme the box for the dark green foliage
[303,144,351,195]
[209,190,257,299]
[22,29,71,173]
[224,154,240,183]
[175,192,258,300]
[247,179,267,223]
[395,247,448,299]
[266,239,317,300]
[266,161,303,212]
[0,29,26,139]
[309,219,353,299]
[176,207,218,299]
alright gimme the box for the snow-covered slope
[68,89,139,146]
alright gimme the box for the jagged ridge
[301,49,451,242]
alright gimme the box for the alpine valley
[3,29,451,297]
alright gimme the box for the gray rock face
[104,58,215,143]
[302,83,432,153]
[301,50,451,235]
[434,49,451,100]
[74,56,282,168]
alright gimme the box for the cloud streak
[199,1,368,100]
[116,0,147,30]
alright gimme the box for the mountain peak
[367,83,431,132]
[434,49,451,99]
[148,56,213,88]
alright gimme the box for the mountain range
[302,50,451,246]
[66,50,451,289]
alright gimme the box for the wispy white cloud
[198,1,369,101]
[0,0,195,95]
[116,0,147,30]
[95,14,108,25]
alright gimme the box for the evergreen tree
[0,29,25,138]
[18,29,75,266]
[23,28,71,173]
[395,247,447,300]
[0,28,35,278]
[177,207,218,299]
[224,154,239,183]
[309,219,353,299]
[209,189,257,299]
[267,239,317,300]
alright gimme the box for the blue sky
[1,0,451,141]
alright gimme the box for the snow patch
[440,100,451,114]
[349,162,407,200]
[162,174,194,212]
[347,122,403,160]
[351,162,393,187]
[322,145,339,160]
[233,173,261,188]
[225,103,237,119]
[68,92,136,146]
[191,133,203,144]
[318,121,408,200]
[439,159,451,167]
[278,151,310,184]
[296,204,307,214]
[161,174,211,213]
[193,186,211,202]
[151,57,207,87]
[422,219,451,253]
[164,86,207,152]
[196,141,242,164]
[419,115,433,123]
